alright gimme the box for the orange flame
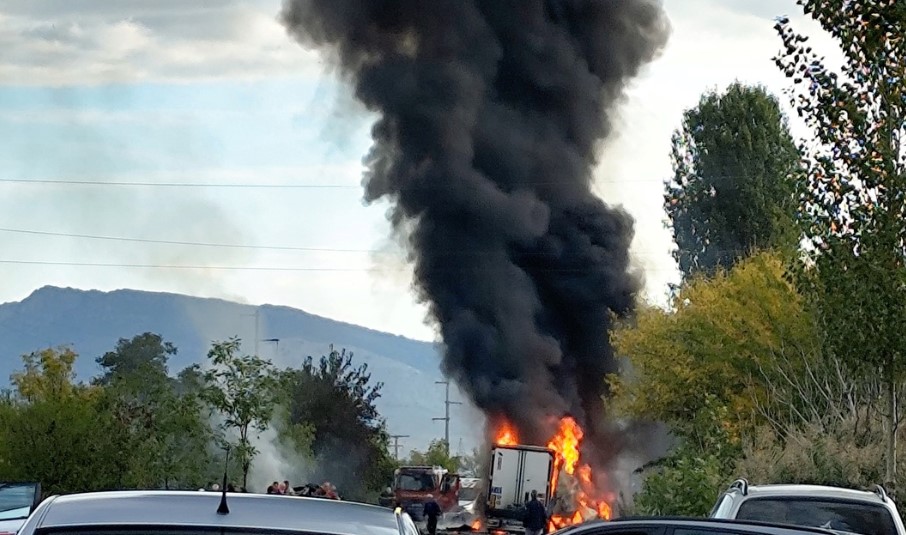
[533,417,614,529]
[547,417,582,475]
[494,420,520,446]
[491,417,613,530]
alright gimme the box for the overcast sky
[0,0,839,342]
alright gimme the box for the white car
[0,482,41,534]
[16,490,419,535]
[710,479,906,535]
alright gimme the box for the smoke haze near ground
[281,0,670,472]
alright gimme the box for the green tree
[665,82,801,279]
[774,1,906,486]
[610,251,819,442]
[609,252,836,511]
[406,439,461,473]
[633,396,737,517]
[95,334,214,490]
[201,337,276,489]
[278,345,394,501]
[0,347,117,494]
[11,346,79,403]
[94,333,174,386]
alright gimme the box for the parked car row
[2,479,900,535]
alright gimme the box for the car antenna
[217,446,231,515]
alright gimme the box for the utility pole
[241,309,261,355]
[254,309,260,357]
[390,434,410,461]
[262,338,280,358]
[432,380,462,454]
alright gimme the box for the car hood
[0,516,28,534]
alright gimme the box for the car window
[735,498,897,535]
[0,483,38,520]
[396,474,435,491]
[709,494,735,518]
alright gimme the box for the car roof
[29,491,402,535]
[573,517,839,535]
[730,484,887,504]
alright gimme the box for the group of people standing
[265,480,340,500]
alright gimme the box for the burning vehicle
[282,1,670,532]
[479,419,613,534]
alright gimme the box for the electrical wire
[0,259,679,273]
[0,175,754,188]
[0,226,673,257]
[0,177,356,188]
[0,227,375,253]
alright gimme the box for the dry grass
[735,422,885,490]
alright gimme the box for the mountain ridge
[0,285,480,452]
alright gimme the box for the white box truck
[484,445,556,534]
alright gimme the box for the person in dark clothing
[423,498,442,535]
[523,490,547,535]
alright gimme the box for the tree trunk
[886,363,897,488]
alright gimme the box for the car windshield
[459,488,479,502]
[396,473,435,492]
[735,497,898,535]
[0,483,37,520]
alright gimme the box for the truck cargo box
[485,444,555,534]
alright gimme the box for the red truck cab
[393,466,460,520]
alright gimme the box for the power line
[0,226,675,257]
[0,178,357,188]
[0,260,368,271]
[0,259,682,273]
[0,175,760,189]
[0,227,376,253]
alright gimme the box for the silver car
[709,479,906,535]
[15,490,419,535]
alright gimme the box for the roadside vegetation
[613,0,906,516]
[0,335,396,502]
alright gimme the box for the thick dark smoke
[282,0,669,470]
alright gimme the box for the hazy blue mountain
[0,286,483,453]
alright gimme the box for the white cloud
[0,0,323,86]
[0,0,851,341]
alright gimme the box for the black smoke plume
[281,0,669,470]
